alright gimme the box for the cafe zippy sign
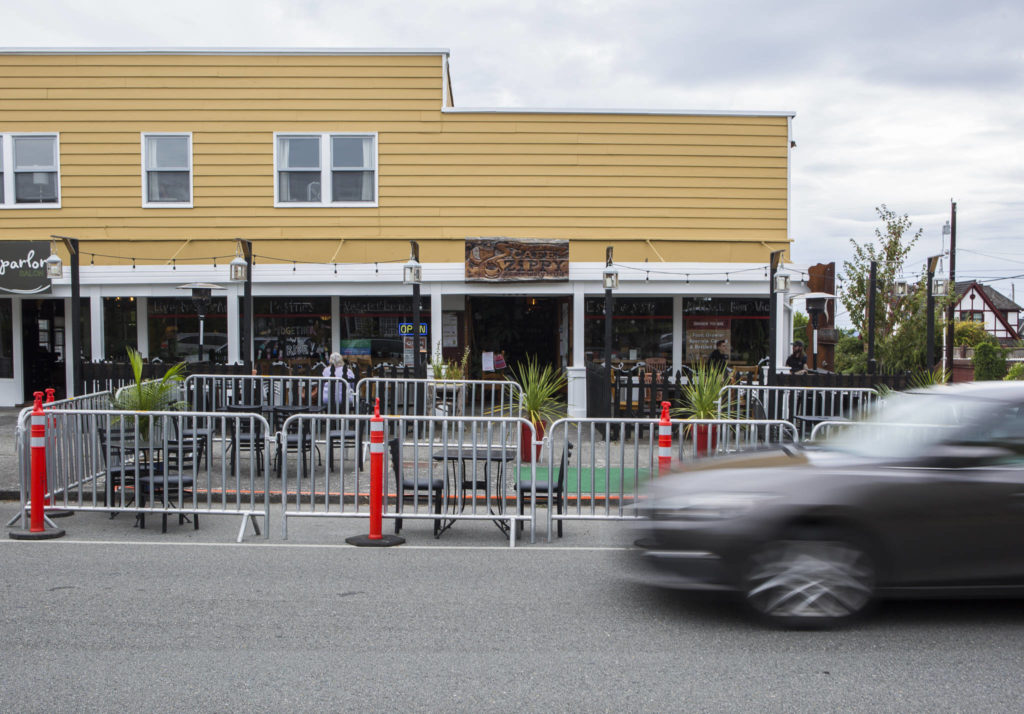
[0,241,52,294]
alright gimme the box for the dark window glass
[0,299,12,378]
[149,297,227,363]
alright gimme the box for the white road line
[0,539,632,551]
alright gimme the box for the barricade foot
[9,527,65,540]
[346,534,405,547]
[46,508,74,519]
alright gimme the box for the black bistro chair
[517,441,573,538]
[226,404,267,476]
[324,382,365,472]
[272,404,323,477]
[390,437,444,538]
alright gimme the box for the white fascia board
[0,47,450,57]
[443,107,795,118]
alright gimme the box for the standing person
[322,352,349,411]
[786,340,808,374]
[708,339,729,369]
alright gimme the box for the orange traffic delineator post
[10,392,65,540]
[346,397,404,547]
[42,388,72,518]
[658,400,673,476]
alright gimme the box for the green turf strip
[516,465,655,493]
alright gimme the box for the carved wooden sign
[465,238,569,282]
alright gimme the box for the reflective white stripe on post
[31,437,45,448]
[369,441,384,454]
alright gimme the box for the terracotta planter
[693,423,717,456]
[521,420,545,463]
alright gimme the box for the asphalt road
[2,508,1024,713]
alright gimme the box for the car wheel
[744,531,875,628]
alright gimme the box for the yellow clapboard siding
[0,52,789,263]
[39,88,442,101]
[1,99,440,111]
[379,142,788,158]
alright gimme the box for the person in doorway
[787,340,808,374]
[708,340,729,369]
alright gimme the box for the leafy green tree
[954,320,997,347]
[793,311,808,337]
[876,281,944,372]
[839,205,922,350]
[972,342,1007,381]
[835,333,867,374]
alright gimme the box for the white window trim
[141,132,193,208]
[273,131,378,208]
[0,132,61,210]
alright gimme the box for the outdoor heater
[177,282,225,364]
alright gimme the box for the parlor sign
[0,241,52,294]
[465,238,569,282]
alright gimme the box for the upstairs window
[275,132,377,207]
[143,133,192,207]
[0,133,60,208]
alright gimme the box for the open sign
[399,323,428,336]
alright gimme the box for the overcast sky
[7,0,1024,320]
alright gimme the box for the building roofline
[0,47,451,56]
[0,47,795,119]
[443,106,796,118]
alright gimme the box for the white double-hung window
[142,133,192,207]
[275,132,377,206]
[0,133,61,208]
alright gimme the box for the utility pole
[867,260,877,375]
[945,201,957,373]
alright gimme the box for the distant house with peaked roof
[954,281,1021,343]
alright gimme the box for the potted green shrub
[429,346,471,415]
[111,347,187,442]
[674,362,732,456]
[508,355,567,462]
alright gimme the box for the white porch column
[672,295,683,373]
[430,289,443,363]
[90,293,103,362]
[135,296,149,358]
[566,283,587,418]
[776,291,790,373]
[226,289,240,364]
[330,296,340,355]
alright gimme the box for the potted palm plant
[111,347,187,442]
[675,361,732,456]
[509,355,567,462]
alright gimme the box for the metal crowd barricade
[183,374,354,413]
[8,388,117,531]
[355,377,523,419]
[538,416,799,542]
[278,411,533,546]
[718,385,880,439]
[17,407,271,542]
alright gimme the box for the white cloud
[5,0,1024,310]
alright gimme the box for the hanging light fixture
[229,243,248,281]
[45,242,63,279]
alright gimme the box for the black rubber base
[45,509,74,519]
[345,533,405,547]
[9,527,66,540]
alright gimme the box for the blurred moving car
[630,382,1024,627]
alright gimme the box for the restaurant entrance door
[21,298,66,401]
[468,296,567,376]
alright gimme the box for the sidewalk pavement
[1,405,26,499]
